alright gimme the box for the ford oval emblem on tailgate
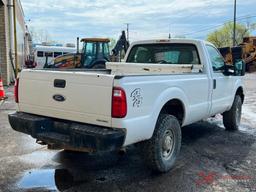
[53,94,66,102]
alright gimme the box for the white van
[33,46,76,68]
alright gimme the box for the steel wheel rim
[236,104,242,126]
[162,130,175,160]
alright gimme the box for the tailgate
[18,70,115,127]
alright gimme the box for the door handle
[213,79,216,89]
[54,79,66,88]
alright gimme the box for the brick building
[0,0,30,85]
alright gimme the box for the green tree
[109,38,117,51]
[207,22,251,48]
[29,27,52,43]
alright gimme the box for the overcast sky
[21,0,256,44]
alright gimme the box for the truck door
[206,45,236,116]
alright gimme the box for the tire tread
[223,95,242,131]
[141,114,181,173]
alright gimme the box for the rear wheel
[223,95,242,131]
[141,114,181,173]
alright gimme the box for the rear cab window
[126,43,201,65]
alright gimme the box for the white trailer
[33,45,76,69]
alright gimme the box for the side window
[54,52,62,57]
[45,52,53,57]
[37,51,44,57]
[85,43,96,56]
[103,43,110,55]
[206,45,225,72]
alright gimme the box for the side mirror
[234,60,246,76]
[223,60,245,76]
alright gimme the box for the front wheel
[141,114,181,173]
[223,95,242,131]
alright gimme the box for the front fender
[231,78,244,104]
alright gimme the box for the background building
[0,0,31,85]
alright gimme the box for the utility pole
[125,23,130,41]
[233,0,237,46]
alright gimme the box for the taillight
[14,78,19,103]
[112,87,127,118]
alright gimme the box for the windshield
[82,42,96,66]
[127,44,200,64]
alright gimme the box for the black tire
[223,95,242,131]
[141,114,181,173]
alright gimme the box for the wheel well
[160,99,185,125]
[236,87,244,103]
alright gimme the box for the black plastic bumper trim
[8,112,126,152]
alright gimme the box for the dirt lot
[0,74,255,192]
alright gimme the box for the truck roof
[130,38,207,46]
[33,45,77,52]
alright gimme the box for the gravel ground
[0,74,255,192]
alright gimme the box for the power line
[182,14,256,36]
[183,15,256,36]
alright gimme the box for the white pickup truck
[9,39,245,173]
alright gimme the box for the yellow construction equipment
[219,36,256,72]
[45,31,129,69]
